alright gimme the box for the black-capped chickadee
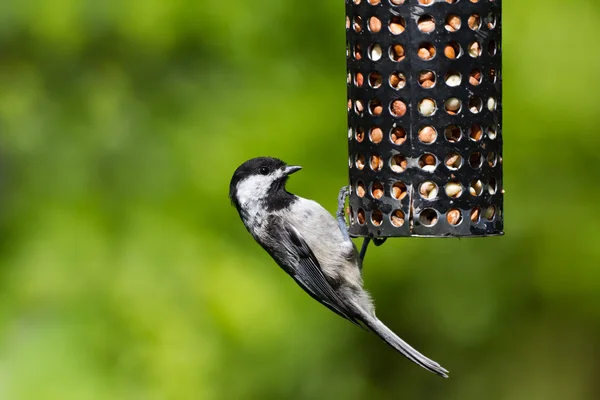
[229,156,448,378]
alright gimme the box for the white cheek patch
[236,174,275,206]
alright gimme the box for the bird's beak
[283,165,302,176]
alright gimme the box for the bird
[229,156,448,378]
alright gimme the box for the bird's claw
[336,185,351,240]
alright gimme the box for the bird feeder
[346,0,503,238]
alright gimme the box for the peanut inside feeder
[346,0,503,237]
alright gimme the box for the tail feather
[360,314,449,378]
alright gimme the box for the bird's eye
[259,166,269,175]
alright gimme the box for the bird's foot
[336,185,351,240]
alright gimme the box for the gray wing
[271,216,363,328]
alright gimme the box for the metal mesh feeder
[346,0,503,238]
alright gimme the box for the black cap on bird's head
[229,157,302,210]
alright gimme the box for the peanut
[391,44,405,61]
[391,210,405,227]
[389,72,406,89]
[468,14,480,30]
[391,100,407,117]
[419,181,438,200]
[356,72,364,87]
[470,207,480,222]
[469,180,483,196]
[446,209,461,225]
[469,70,481,85]
[484,206,495,220]
[369,17,382,33]
[370,155,383,171]
[445,153,462,169]
[418,126,437,144]
[445,72,461,87]
[418,44,435,60]
[357,183,366,197]
[389,17,405,35]
[418,16,435,33]
[418,98,436,116]
[445,15,460,32]
[445,182,462,198]
[445,98,461,114]
[468,41,481,57]
[355,100,364,113]
[392,182,407,199]
[370,127,383,143]
[372,188,384,199]
[391,155,407,172]
[391,127,406,145]
[444,44,456,59]
[370,44,382,61]
[357,210,366,225]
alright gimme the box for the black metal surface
[346,0,503,238]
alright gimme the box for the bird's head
[229,157,302,210]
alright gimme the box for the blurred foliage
[1,0,600,399]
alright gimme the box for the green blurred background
[1,0,600,399]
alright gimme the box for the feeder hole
[419,181,439,200]
[370,154,383,171]
[445,181,463,198]
[469,152,483,168]
[418,70,436,88]
[369,44,383,61]
[356,181,366,198]
[371,182,384,199]
[357,208,366,225]
[469,69,482,86]
[470,124,483,141]
[469,97,483,114]
[391,100,407,117]
[390,154,407,173]
[445,153,463,170]
[468,14,481,30]
[369,17,382,33]
[370,127,383,143]
[356,154,366,170]
[445,98,461,115]
[391,181,408,200]
[469,179,483,196]
[369,72,382,88]
[389,72,406,89]
[417,43,436,60]
[484,205,496,221]
[390,44,406,62]
[355,126,365,142]
[391,210,405,227]
[417,15,435,33]
[371,209,384,226]
[419,209,438,226]
[418,98,436,116]
[389,16,406,34]
[445,15,461,32]
[444,42,461,59]
[470,207,481,222]
[418,126,437,144]
[445,125,462,142]
[390,127,407,145]
[370,98,383,116]
[446,209,462,225]
[418,153,437,172]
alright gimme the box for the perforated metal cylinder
[346,0,503,238]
